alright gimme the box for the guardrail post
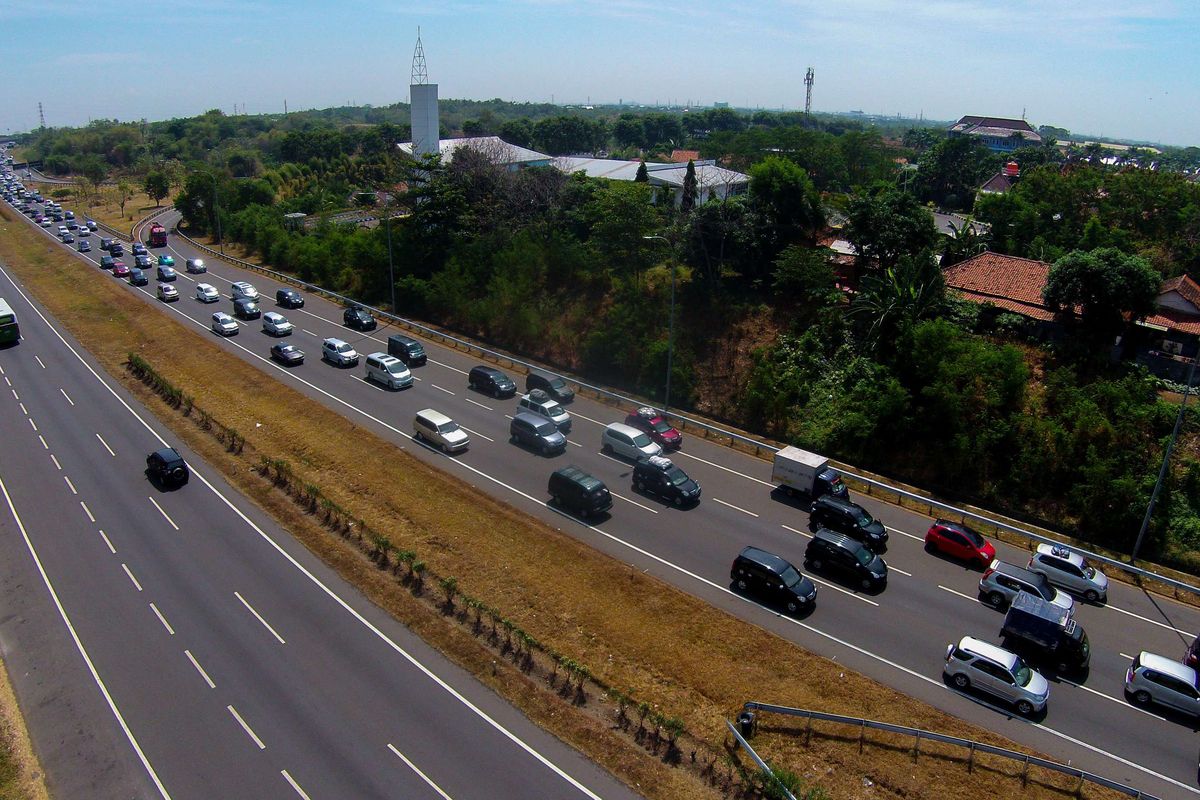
[858,719,865,754]
[967,742,974,773]
[1022,754,1030,788]
[1074,773,1084,798]
[912,730,920,763]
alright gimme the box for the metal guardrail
[725,719,797,800]
[169,219,1200,601]
[740,703,1160,800]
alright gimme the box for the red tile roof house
[943,252,1200,381]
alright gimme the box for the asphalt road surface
[6,188,1200,798]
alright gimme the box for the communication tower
[38,102,45,129]
[804,68,814,115]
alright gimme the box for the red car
[624,407,682,450]
[924,519,995,569]
[111,261,130,278]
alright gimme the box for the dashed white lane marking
[49,454,61,471]
[26,417,36,432]
[713,497,759,517]
[121,563,143,592]
[885,524,924,542]
[281,770,312,800]
[63,475,77,495]
[185,650,216,689]
[458,426,493,443]
[148,497,179,531]
[1101,602,1195,639]
[33,355,44,369]
[80,500,95,522]
[235,591,286,644]
[465,397,493,411]
[96,433,115,456]
[37,435,47,450]
[388,744,455,800]
[150,603,175,635]
[674,448,774,487]
[781,523,811,538]
[18,402,26,414]
[889,565,913,577]
[431,384,454,395]
[59,387,74,406]
[609,491,658,514]
[227,705,266,750]
[99,529,116,554]
[302,329,317,337]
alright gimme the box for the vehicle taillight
[982,566,995,580]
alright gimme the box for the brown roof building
[943,251,1062,321]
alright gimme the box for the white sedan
[261,311,294,336]
[211,312,239,336]
[195,283,220,303]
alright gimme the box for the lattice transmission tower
[804,68,814,115]
[412,27,428,85]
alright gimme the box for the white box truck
[771,446,848,500]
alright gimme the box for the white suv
[944,636,1048,716]
[516,389,571,433]
[230,281,259,301]
[1028,544,1108,603]
[261,312,294,336]
[322,338,359,367]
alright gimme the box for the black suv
[526,370,574,404]
[548,466,612,518]
[99,237,113,251]
[109,242,124,256]
[632,455,701,507]
[469,365,517,398]
[344,305,376,331]
[804,528,888,591]
[146,448,189,488]
[808,495,888,552]
[233,297,261,320]
[276,288,305,309]
[730,546,817,614]
[387,334,427,366]
[128,267,148,286]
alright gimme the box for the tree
[116,179,133,218]
[747,155,824,246]
[849,249,945,351]
[941,218,990,267]
[771,244,839,305]
[144,170,170,206]
[916,135,993,210]
[634,160,648,183]
[844,182,940,270]
[680,160,698,212]
[1042,247,1161,348]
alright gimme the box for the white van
[413,408,470,453]
[230,281,259,301]
[364,352,412,389]
[601,422,662,461]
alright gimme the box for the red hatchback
[111,261,130,278]
[624,407,682,450]
[924,519,995,569]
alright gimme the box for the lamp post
[200,169,223,255]
[643,235,676,414]
[384,196,396,313]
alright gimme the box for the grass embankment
[0,664,49,800]
[0,205,1136,800]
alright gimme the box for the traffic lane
[0,365,291,798]
[2,272,643,800]
[91,209,1200,786]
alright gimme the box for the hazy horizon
[2,1,1195,148]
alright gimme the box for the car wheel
[635,479,646,492]
[1015,700,1034,716]
[440,442,449,454]
[785,600,799,614]
[601,442,612,455]
[987,591,1006,608]
[952,673,970,690]
[974,556,989,571]
[550,493,559,506]
[810,558,823,571]
[735,578,748,592]
[1133,689,1152,706]
[509,434,518,444]
[860,578,873,591]
[1084,589,1099,603]
[924,540,936,553]
[1055,660,1070,675]
[541,444,551,456]
[414,431,423,442]
[673,495,684,507]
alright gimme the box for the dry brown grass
[0,205,1142,800]
[0,662,49,800]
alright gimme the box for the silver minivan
[601,422,662,461]
[365,353,412,389]
[944,636,1049,716]
[517,389,571,433]
[413,408,470,453]
[1125,651,1200,716]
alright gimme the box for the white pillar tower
[410,29,439,158]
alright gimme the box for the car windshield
[652,419,672,433]
[1014,658,1035,687]
[632,433,653,447]
[336,344,353,354]
[779,566,803,589]
[856,513,874,528]
[545,402,564,416]
[438,422,459,434]
[667,468,689,486]
[959,525,986,547]
[386,362,406,374]
[855,547,873,566]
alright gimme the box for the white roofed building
[554,157,748,207]
[397,136,554,171]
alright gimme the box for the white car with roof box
[230,281,259,301]
[1027,543,1108,603]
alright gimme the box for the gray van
[413,408,469,453]
[387,334,427,366]
[365,353,413,389]
[509,411,566,456]
[548,466,612,518]
[526,370,574,404]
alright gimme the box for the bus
[0,298,18,345]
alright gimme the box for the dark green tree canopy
[747,155,824,246]
[845,182,940,270]
[1042,247,1161,341]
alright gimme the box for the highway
[0,243,641,796]
[8,190,1200,798]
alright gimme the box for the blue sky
[2,0,1195,146]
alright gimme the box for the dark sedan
[271,342,305,366]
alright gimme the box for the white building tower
[410,29,439,158]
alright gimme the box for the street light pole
[385,200,396,313]
[211,173,223,255]
[643,235,676,413]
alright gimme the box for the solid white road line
[184,650,216,689]
[96,432,115,456]
[33,355,44,369]
[465,397,493,412]
[458,426,494,443]
[122,563,143,592]
[150,603,175,635]
[0,474,173,799]
[227,705,266,750]
[98,529,116,554]
[281,770,312,800]
[235,592,286,644]
[1059,678,1165,720]
[388,744,455,800]
[148,497,179,531]
[674,448,774,487]
[49,453,61,471]
[59,387,74,406]
[712,497,759,518]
